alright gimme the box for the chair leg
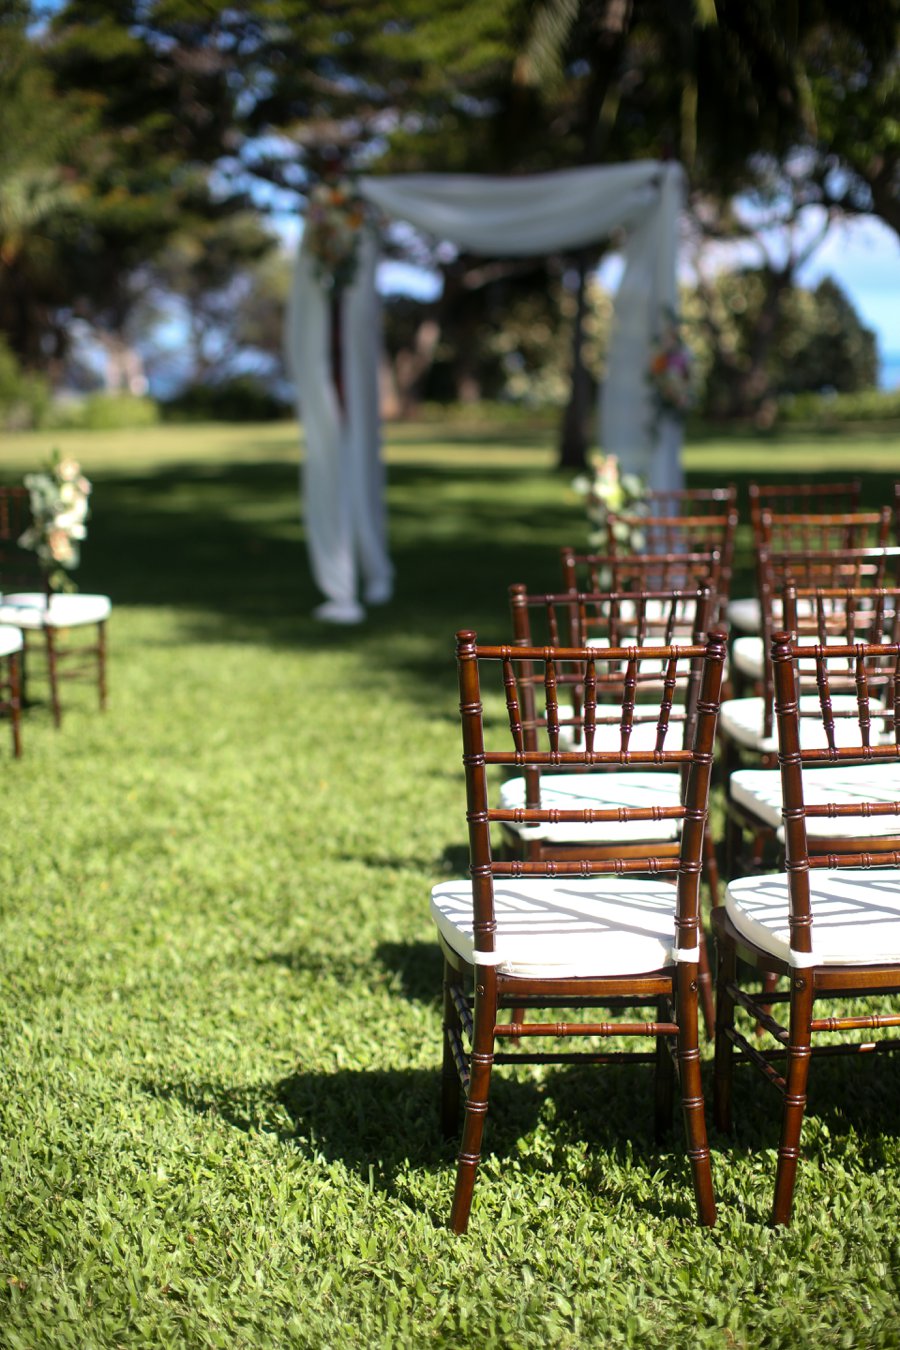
[697,925,715,1040]
[654,996,675,1141]
[97,620,108,711]
[44,627,62,728]
[9,651,22,758]
[675,963,716,1225]
[772,974,815,1226]
[450,967,497,1234]
[703,831,720,910]
[441,960,463,1139]
[725,804,742,883]
[713,936,737,1133]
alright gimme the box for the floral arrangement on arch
[573,453,646,551]
[19,451,91,592]
[647,310,695,418]
[303,177,367,292]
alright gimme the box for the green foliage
[691,273,878,423]
[162,377,291,423]
[42,393,161,431]
[1,422,900,1345]
[0,335,50,429]
[779,387,900,428]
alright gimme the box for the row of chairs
[432,478,900,1233]
[0,485,111,755]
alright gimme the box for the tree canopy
[0,0,896,426]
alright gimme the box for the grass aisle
[1,421,900,1347]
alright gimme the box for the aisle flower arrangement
[573,453,646,551]
[303,178,367,291]
[648,311,695,417]
[19,451,91,592]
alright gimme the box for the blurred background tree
[0,0,896,439]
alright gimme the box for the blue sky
[796,216,900,367]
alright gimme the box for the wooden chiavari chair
[714,630,900,1225]
[560,547,723,611]
[0,486,110,726]
[728,500,891,635]
[0,623,23,756]
[731,541,900,696]
[432,627,728,1231]
[719,546,900,779]
[603,509,738,617]
[726,576,900,879]
[501,583,721,1031]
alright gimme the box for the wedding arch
[284,161,685,623]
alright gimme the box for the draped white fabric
[284,230,392,622]
[285,161,685,621]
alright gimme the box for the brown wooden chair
[560,546,723,608]
[0,623,23,756]
[730,540,900,696]
[729,503,892,635]
[0,486,110,726]
[432,627,728,1231]
[714,629,900,1225]
[726,575,900,879]
[500,582,721,1031]
[748,479,862,528]
[604,510,738,616]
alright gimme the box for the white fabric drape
[285,162,685,620]
[285,230,392,622]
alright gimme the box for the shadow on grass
[74,455,900,714]
[143,1056,720,1223]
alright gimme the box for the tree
[692,272,877,423]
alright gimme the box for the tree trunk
[557,252,592,471]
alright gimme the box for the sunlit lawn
[1,417,900,1347]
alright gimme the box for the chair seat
[0,623,24,657]
[730,763,900,838]
[731,634,880,684]
[726,596,761,633]
[431,876,681,979]
[0,592,112,629]
[726,869,900,966]
[718,694,887,754]
[498,772,682,844]
[726,595,825,636]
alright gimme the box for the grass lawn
[2,418,900,1348]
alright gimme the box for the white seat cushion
[730,764,900,839]
[431,876,681,978]
[0,623,23,657]
[718,694,887,754]
[585,634,722,680]
[0,592,111,629]
[556,701,691,752]
[726,869,900,966]
[727,597,761,633]
[498,771,682,844]
[731,634,871,685]
[731,635,765,681]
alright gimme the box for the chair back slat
[501,655,524,753]
[544,657,560,753]
[583,655,596,753]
